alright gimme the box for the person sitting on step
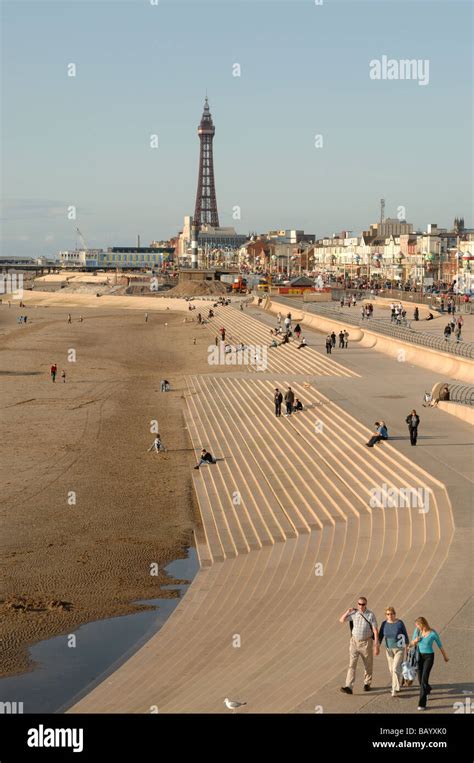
[366,422,385,448]
[194,449,217,469]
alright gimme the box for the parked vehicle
[232,276,248,293]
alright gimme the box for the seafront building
[59,245,175,270]
[237,218,473,291]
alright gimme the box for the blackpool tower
[194,97,219,228]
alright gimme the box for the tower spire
[194,97,219,229]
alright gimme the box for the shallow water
[0,549,198,714]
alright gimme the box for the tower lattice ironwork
[194,97,219,228]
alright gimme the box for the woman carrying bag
[410,616,449,710]
[378,607,409,696]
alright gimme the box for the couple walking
[339,598,448,710]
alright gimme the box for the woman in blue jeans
[410,616,449,710]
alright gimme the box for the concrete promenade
[70,302,472,714]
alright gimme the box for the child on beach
[148,435,166,453]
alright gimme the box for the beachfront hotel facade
[238,218,473,290]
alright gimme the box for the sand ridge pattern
[0,301,225,677]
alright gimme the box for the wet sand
[0,297,216,677]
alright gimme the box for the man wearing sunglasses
[339,597,379,695]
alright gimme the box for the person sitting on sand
[297,337,307,349]
[425,312,434,321]
[194,449,217,469]
[279,333,289,345]
[293,398,303,412]
[269,338,278,348]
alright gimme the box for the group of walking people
[440,297,456,314]
[443,314,463,342]
[390,302,408,324]
[361,303,374,320]
[325,330,349,353]
[340,295,357,308]
[339,597,449,710]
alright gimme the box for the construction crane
[76,227,87,251]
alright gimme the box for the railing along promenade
[271,296,474,360]
[447,383,474,406]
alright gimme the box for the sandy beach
[0,293,217,677]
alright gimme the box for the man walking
[284,387,295,416]
[50,363,57,383]
[325,335,332,354]
[339,597,379,694]
[344,330,349,348]
[406,409,420,446]
[338,330,345,348]
[274,388,283,417]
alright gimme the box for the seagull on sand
[224,698,247,711]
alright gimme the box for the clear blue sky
[1,0,472,256]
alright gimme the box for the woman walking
[410,616,449,710]
[378,607,408,696]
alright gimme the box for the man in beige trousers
[339,596,379,694]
